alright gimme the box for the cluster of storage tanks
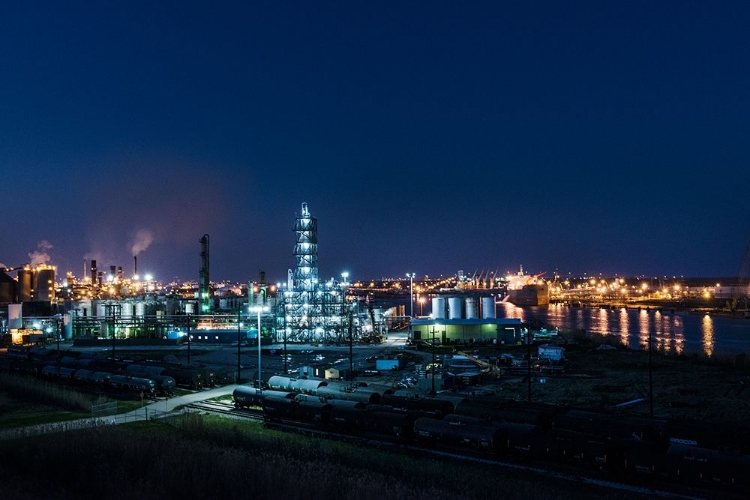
[430,296,496,320]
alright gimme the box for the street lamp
[250,305,269,394]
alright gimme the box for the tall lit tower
[199,234,211,313]
[293,202,318,291]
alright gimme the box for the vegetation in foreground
[0,412,647,500]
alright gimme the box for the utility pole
[431,324,436,396]
[348,309,354,389]
[237,307,242,383]
[649,330,654,417]
[186,313,191,365]
[527,330,532,403]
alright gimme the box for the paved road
[115,383,240,423]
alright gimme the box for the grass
[0,412,643,500]
[0,373,159,429]
[0,393,86,429]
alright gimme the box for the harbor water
[497,302,750,357]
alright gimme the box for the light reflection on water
[638,309,650,350]
[497,302,749,356]
[702,315,714,358]
[618,308,629,347]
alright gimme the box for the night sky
[1,1,748,284]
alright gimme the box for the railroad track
[186,401,265,422]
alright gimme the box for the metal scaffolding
[276,203,360,343]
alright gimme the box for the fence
[91,400,118,419]
[0,406,187,441]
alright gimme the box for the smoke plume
[28,240,53,266]
[131,229,154,256]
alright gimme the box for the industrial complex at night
[1,202,529,348]
[1,200,748,349]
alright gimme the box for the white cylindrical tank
[135,301,146,317]
[121,302,134,318]
[96,303,107,318]
[465,298,477,319]
[448,297,462,320]
[482,296,496,319]
[185,302,195,315]
[431,297,445,319]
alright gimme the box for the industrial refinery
[3,201,749,347]
[0,203,393,346]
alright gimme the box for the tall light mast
[199,234,211,313]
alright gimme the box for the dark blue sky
[1,1,748,283]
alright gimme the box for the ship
[504,266,550,306]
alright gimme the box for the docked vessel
[504,266,550,306]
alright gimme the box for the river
[496,302,750,357]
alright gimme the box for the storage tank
[482,297,496,319]
[17,269,33,302]
[448,297,463,320]
[431,297,446,319]
[34,266,56,302]
[135,301,146,317]
[465,297,477,319]
[121,302,134,318]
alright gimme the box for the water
[497,302,750,357]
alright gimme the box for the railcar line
[188,397,716,500]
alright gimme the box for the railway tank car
[379,393,454,416]
[108,374,157,398]
[664,443,750,489]
[41,365,76,381]
[316,386,381,405]
[267,375,328,395]
[233,386,295,409]
[261,393,331,426]
[327,405,416,439]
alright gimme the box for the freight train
[234,380,750,496]
[0,346,223,397]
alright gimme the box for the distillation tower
[277,203,357,343]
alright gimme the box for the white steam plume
[131,229,154,256]
[28,240,53,266]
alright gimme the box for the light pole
[649,330,654,417]
[251,305,269,393]
[348,308,354,389]
[430,324,440,396]
[237,307,242,383]
[406,273,415,318]
[186,313,191,365]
